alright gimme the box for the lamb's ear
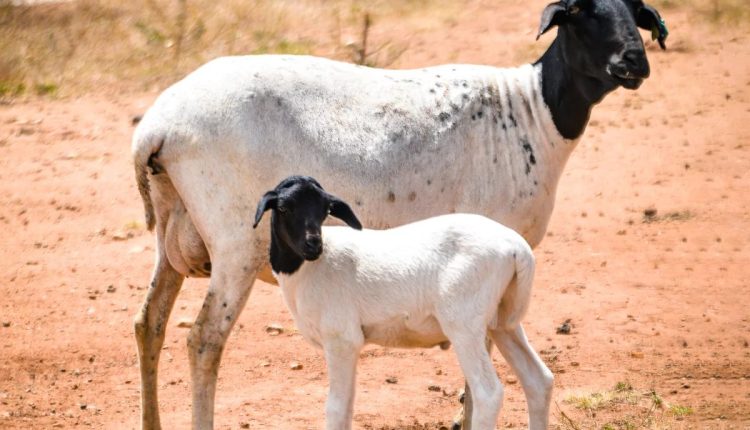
[537,1,566,40]
[637,4,668,50]
[253,191,277,228]
[328,196,362,230]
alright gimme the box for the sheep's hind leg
[187,258,260,430]
[489,325,553,430]
[134,251,185,430]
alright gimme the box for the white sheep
[252,175,551,430]
[131,1,668,428]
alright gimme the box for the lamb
[252,175,550,430]
[131,1,668,428]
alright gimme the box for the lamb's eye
[568,5,581,15]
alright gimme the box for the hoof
[451,422,462,430]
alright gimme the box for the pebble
[176,319,193,328]
[265,324,284,336]
[556,319,572,335]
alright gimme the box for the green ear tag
[652,18,669,41]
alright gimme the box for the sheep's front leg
[322,332,363,430]
[187,262,259,429]
[489,325,553,430]
[134,253,185,430]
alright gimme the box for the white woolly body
[275,214,534,350]
[273,213,552,430]
[133,55,577,274]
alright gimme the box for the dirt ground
[1,1,749,429]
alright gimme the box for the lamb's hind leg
[441,324,503,430]
[453,337,493,430]
[489,325,553,430]
[134,249,185,430]
[187,255,260,429]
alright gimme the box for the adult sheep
[132,1,668,429]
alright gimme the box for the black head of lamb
[253,175,362,274]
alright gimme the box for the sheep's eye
[568,5,581,15]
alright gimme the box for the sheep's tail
[132,126,164,232]
[498,245,536,330]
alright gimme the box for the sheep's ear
[253,191,277,228]
[537,1,566,40]
[637,4,668,50]
[328,196,362,230]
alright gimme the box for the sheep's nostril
[305,236,322,251]
[622,49,650,78]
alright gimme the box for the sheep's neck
[269,221,304,275]
[536,38,617,140]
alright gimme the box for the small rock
[289,362,303,370]
[441,388,456,397]
[176,319,193,328]
[79,404,87,410]
[428,384,441,392]
[111,231,133,241]
[1,321,10,328]
[505,376,518,385]
[240,423,250,429]
[131,115,143,125]
[106,285,116,293]
[630,351,644,359]
[264,323,284,336]
[570,362,580,367]
[258,360,270,368]
[556,319,572,335]
[385,376,398,384]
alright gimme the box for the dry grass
[650,0,750,25]
[556,382,695,430]
[0,0,456,98]
[0,0,745,99]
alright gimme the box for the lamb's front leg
[322,331,364,430]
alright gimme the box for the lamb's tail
[498,245,536,330]
[132,126,165,232]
